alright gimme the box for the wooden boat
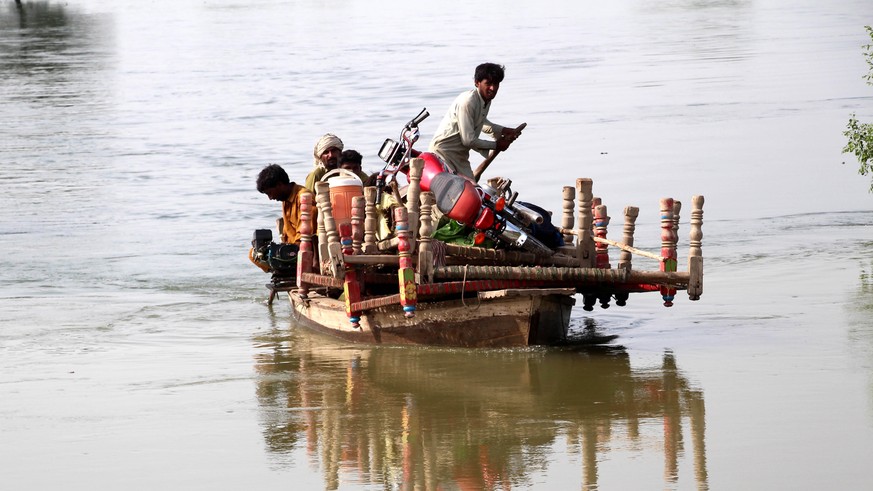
[288,287,576,348]
[259,160,705,348]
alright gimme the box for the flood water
[2,0,873,489]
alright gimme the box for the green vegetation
[843,26,873,192]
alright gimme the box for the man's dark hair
[474,63,505,83]
[256,164,290,193]
[340,149,363,167]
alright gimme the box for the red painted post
[296,191,314,298]
[394,206,417,318]
[660,198,677,307]
[339,222,362,328]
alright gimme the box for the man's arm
[456,95,497,151]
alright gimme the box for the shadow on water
[252,327,708,490]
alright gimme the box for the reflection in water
[848,250,873,409]
[253,330,708,490]
[0,2,112,86]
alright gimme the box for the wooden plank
[478,288,577,300]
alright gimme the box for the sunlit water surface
[1,0,872,489]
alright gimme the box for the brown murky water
[2,1,872,489]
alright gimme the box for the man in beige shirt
[429,63,523,178]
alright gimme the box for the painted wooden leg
[417,191,435,285]
[394,206,416,318]
[562,185,575,246]
[296,191,315,298]
[688,195,705,300]
[615,206,639,307]
[660,198,677,307]
[363,186,378,254]
[339,223,362,328]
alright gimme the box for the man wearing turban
[304,133,344,191]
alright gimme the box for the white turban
[313,134,344,168]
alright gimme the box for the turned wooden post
[417,191,436,284]
[394,206,416,318]
[575,178,594,268]
[339,223,362,328]
[618,206,639,271]
[594,204,611,269]
[591,197,602,232]
[363,186,378,254]
[406,158,424,250]
[614,205,639,307]
[315,189,329,274]
[562,186,575,246]
[672,200,682,249]
[351,195,365,255]
[660,198,677,307]
[315,181,344,278]
[688,195,704,300]
[296,191,315,298]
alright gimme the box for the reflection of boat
[253,328,709,489]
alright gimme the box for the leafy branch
[842,25,873,192]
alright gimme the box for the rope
[460,264,481,310]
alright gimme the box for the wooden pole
[659,198,677,307]
[562,186,575,246]
[351,195,365,255]
[471,122,527,182]
[688,195,704,300]
[296,191,315,299]
[339,223,362,328]
[594,204,611,269]
[406,158,424,251]
[433,264,692,287]
[315,181,344,278]
[618,206,639,271]
[363,186,378,254]
[417,191,436,284]
[576,178,594,267]
[316,187,329,274]
[394,206,416,318]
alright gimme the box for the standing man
[429,63,523,179]
[304,133,344,191]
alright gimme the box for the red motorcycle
[376,109,554,256]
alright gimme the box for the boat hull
[289,289,576,348]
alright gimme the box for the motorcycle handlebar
[406,108,429,129]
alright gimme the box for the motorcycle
[376,108,555,256]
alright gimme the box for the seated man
[339,149,371,183]
[256,163,309,244]
[304,133,344,191]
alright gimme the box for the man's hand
[496,125,523,151]
[501,126,522,142]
